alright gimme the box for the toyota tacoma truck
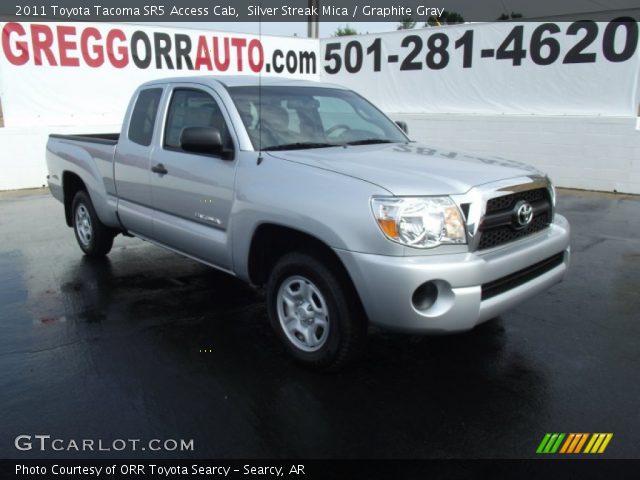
[46,76,570,370]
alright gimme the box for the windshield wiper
[262,142,340,151]
[344,138,393,146]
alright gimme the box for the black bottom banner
[3,459,640,479]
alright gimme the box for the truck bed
[46,133,121,225]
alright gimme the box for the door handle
[151,163,168,175]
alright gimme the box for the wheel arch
[246,224,362,307]
[62,171,88,227]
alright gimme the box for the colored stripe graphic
[538,433,613,454]
[567,433,583,453]
[584,434,598,453]
[584,433,613,454]
[550,433,565,453]
[536,434,552,454]
[559,433,575,453]
[536,433,565,454]
[543,433,559,453]
[598,434,613,453]
[574,433,589,453]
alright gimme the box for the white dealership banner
[0,22,319,127]
[1,20,639,128]
[320,21,640,116]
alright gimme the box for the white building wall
[0,126,119,191]
[391,114,640,194]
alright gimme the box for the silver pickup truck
[47,76,570,370]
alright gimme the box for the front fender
[229,153,403,282]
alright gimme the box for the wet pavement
[0,189,639,459]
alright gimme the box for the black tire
[71,190,115,257]
[266,251,367,371]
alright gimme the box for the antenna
[257,2,264,165]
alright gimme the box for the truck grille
[486,188,547,213]
[478,188,552,250]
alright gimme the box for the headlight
[371,196,466,248]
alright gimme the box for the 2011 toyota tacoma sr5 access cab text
[47,76,570,370]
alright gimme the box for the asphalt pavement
[1,189,638,459]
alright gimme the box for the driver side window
[164,89,232,152]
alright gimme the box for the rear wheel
[71,191,114,257]
[266,251,366,371]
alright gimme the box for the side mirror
[180,127,224,155]
[395,121,409,135]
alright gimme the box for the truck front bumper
[335,214,570,333]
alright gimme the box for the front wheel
[266,252,366,371]
[72,191,114,257]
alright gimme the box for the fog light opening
[412,281,438,312]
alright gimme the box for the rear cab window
[128,88,163,146]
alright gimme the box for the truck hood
[267,142,542,196]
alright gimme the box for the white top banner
[0,22,319,127]
[0,20,639,127]
[320,21,640,116]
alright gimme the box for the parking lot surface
[1,189,638,458]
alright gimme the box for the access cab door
[149,84,238,270]
[114,87,165,238]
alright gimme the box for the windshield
[228,86,408,151]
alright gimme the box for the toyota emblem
[515,201,534,227]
